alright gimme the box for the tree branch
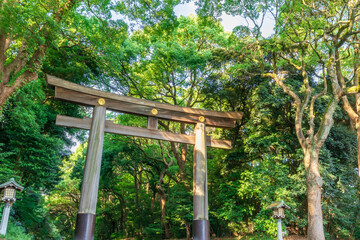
[309,64,327,139]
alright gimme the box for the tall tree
[196,0,360,239]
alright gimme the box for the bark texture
[0,0,79,108]
[305,149,324,240]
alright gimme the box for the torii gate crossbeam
[46,75,243,240]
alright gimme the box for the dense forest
[1,0,360,239]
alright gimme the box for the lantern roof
[266,200,290,210]
[0,178,24,192]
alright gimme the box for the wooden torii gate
[46,75,243,240]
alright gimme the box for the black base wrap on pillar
[74,213,96,240]
[193,219,210,240]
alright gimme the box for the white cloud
[174,1,197,16]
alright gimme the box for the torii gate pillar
[75,105,106,240]
[193,122,210,240]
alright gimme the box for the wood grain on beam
[55,87,236,128]
[56,115,232,149]
[47,75,243,127]
[147,117,158,130]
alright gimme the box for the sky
[174,2,275,37]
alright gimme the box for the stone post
[277,218,283,240]
[0,203,11,236]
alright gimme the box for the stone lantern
[266,201,290,240]
[0,178,24,236]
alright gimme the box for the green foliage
[2,1,360,238]
[113,0,180,26]
[0,77,83,239]
[44,13,360,239]
[46,146,83,239]
[0,221,33,240]
[320,125,360,239]
[1,80,68,191]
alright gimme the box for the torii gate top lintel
[46,74,243,129]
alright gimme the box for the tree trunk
[304,148,325,240]
[151,191,156,213]
[357,121,360,178]
[179,143,189,185]
[185,220,191,240]
[159,190,171,238]
[134,173,142,234]
[0,72,38,108]
[0,86,15,107]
